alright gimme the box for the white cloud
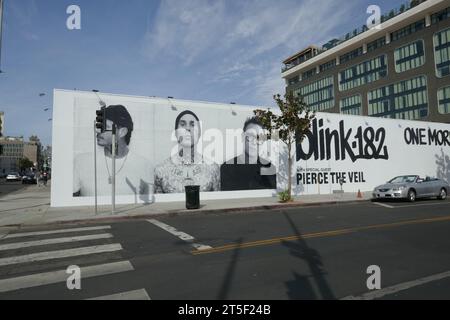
[142,0,229,65]
[142,0,359,103]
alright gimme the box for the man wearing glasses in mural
[73,105,151,199]
[220,116,277,191]
[154,110,220,193]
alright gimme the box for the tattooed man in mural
[154,110,220,193]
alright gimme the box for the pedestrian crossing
[0,225,150,300]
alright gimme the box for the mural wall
[51,89,450,207]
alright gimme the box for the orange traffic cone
[357,189,363,199]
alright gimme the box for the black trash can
[185,185,200,210]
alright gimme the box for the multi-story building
[0,137,39,174]
[0,111,4,137]
[282,0,450,123]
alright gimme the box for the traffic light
[95,107,106,132]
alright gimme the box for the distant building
[0,112,4,137]
[0,136,40,174]
[282,0,450,123]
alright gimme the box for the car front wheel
[407,189,416,202]
[438,188,447,200]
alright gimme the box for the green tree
[254,93,315,201]
[18,157,34,171]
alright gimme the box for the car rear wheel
[438,188,447,200]
[407,189,416,202]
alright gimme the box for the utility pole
[111,124,116,215]
[93,121,98,215]
[0,0,4,72]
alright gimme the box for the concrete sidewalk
[0,184,371,228]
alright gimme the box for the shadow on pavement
[217,238,243,300]
[282,212,336,300]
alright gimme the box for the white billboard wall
[51,89,450,207]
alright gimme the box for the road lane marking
[191,214,450,255]
[0,233,113,251]
[0,244,123,267]
[147,219,212,251]
[373,202,395,209]
[0,260,134,293]
[341,270,450,300]
[87,289,151,300]
[4,226,111,240]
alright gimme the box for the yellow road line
[191,215,450,256]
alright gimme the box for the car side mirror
[417,179,423,183]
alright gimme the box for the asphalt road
[0,179,28,197]
[0,198,449,300]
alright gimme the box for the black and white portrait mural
[73,104,151,198]
[51,89,450,207]
[154,110,220,193]
[220,117,277,191]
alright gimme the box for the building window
[293,76,334,112]
[288,76,300,86]
[431,7,450,25]
[394,40,425,73]
[368,75,428,120]
[340,95,362,115]
[438,86,450,114]
[339,47,363,64]
[367,37,386,53]
[319,59,336,73]
[434,27,450,78]
[302,68,316,81]
[339,55,387,92]
[390,19,425,42]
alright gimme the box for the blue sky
[0,0,404,146]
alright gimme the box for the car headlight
[393,186,406,192]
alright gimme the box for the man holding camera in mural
[73,105,152,199]
[220,116,277,191]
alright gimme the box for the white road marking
[87,289,151,300]
[147,219,194,241]
[147,219,212,251]
[4,226,111,240]
[373,202,395,209]
[191,243,213,251]
[0,244,122,267]
[341,270,450,300]
[0,234,113,251]
[0,260,134,293]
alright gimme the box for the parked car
[6,172,22,182]
[372,175,449,202]
[22,174,37,185]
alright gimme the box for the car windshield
[389,176,417,184]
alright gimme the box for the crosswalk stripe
[4,226,112,240]
[0,234,114,251]
[0,260,134,293]
[87,289,151,300]
[0,244,122,267]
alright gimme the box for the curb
[0,198,370,229]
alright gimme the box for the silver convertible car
[372,175,449,202]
